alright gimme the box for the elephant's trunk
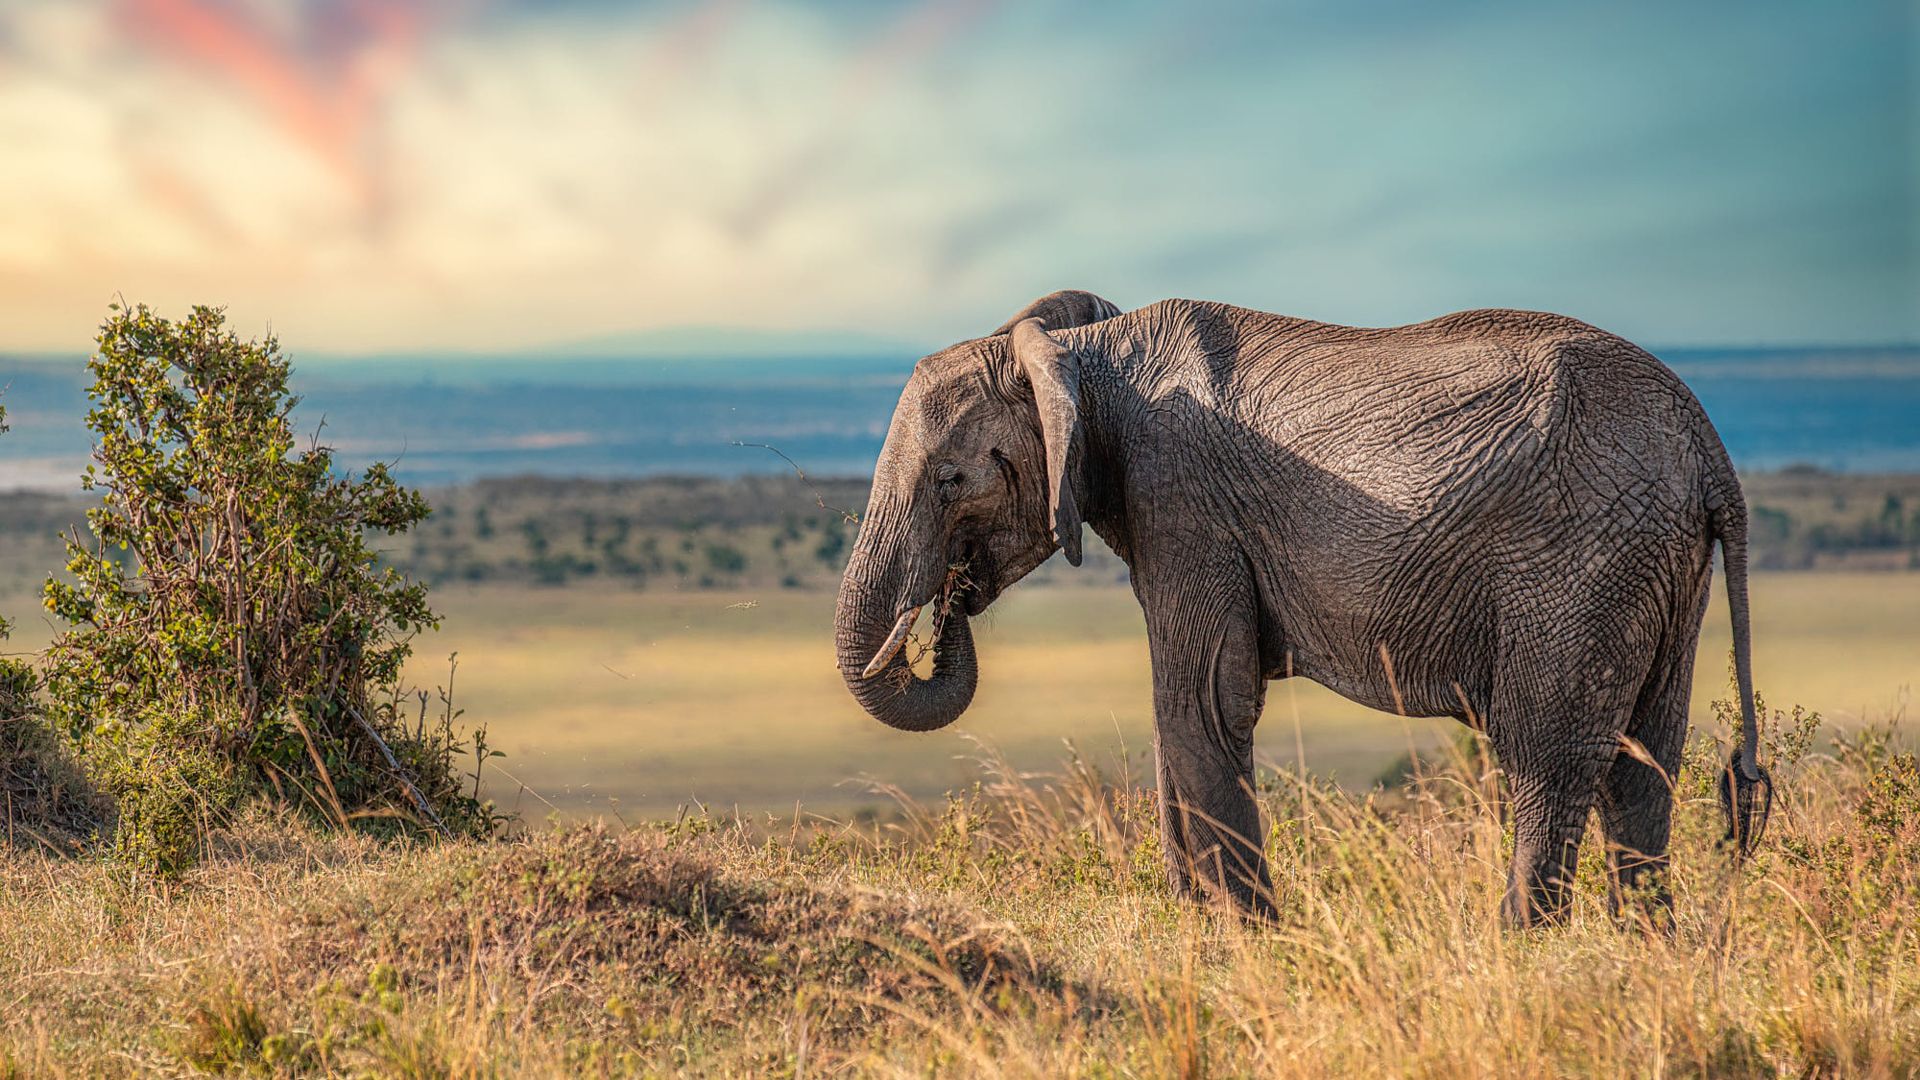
[835,535,977,733]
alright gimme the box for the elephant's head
[834,290,1120,732]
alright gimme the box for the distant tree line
[6,469,1919,600]
[390,475,871,590]
[370,470,1920,586]
[1741,468,1920,570]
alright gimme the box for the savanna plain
[1,478,1917,1075]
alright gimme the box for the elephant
[834,290,1772,926]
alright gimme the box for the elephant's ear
[1009,317,1084,566]
[991,290,1121,336]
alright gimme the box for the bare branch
[732,441,861,525]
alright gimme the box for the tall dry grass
[0,695,1914,1076]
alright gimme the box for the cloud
[0,0,1910,354]
[725,0,1000,239]
[117,0,455,216]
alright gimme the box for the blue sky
[0,0,1911,354]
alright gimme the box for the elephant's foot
[1499,839,1580,930]
[1167,852,1279,924]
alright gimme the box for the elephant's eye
[933,464,963,500]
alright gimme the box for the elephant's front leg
[1143,577,1275,918]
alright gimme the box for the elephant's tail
[1707,453,1772,857]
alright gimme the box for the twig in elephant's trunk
[887,559,975,691]
[927,558,976,642]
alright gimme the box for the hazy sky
[0,0,1912,355]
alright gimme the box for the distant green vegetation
[85,472,1124,593]
[6,471,1916,601]
[400,474,883,591]
[1743,466,1920,570]
[407,468,1920,583]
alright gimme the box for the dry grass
[2,700,1916,1077]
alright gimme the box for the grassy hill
[2,725,1915,1075]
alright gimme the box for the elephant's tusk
[862,606,921,679]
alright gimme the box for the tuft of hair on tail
[1718,750,1773,857]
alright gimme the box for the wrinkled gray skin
[836,291,1772,926]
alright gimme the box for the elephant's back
[1412,308,1724,519]
[1098,298,1722,528]
[1220,303,1709,517]
[1228,307,1576,519]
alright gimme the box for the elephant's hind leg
[1595,702,1685,927]
[1489,632,1643,929]
[1597,599,1707,926]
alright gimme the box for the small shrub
[79,702,245,874]
[40,303,500,872]
[703,540,748,575]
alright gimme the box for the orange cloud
[117,0,447,216]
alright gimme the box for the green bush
[40,303,500,872]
